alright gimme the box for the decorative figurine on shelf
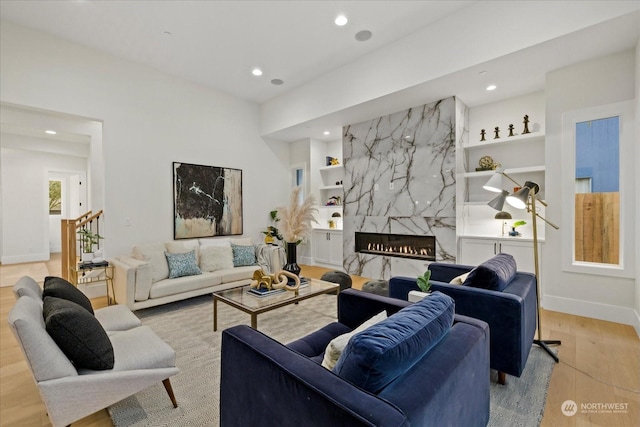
[480,129,486,141]
[508,124,515,137]
[523,115,531,134]
[330,157,340,166]
[494,126,500,139]
[476,155,500,171]
[326,196,339,206]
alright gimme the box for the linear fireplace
[355,232,436,261]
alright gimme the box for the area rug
[108,294,555,427]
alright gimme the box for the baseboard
[1,253,49,264]
[543,295,640,337]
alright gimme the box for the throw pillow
[165,250,202,279]
[200,245,235,272]
[231,243,257,267]
[462,253,517,291]
[132,242,170,283]
[321,310,387,370]
[449,271,470,285]
[333,291,454,394]
[166,239,200,263]
[43,276,94,314]
[43,296,114,370]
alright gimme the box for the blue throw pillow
[333,291,454,394]
[165,250,202,279]
[463,253,517,291]
[231,244,257,267]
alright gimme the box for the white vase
[81,252,94,263]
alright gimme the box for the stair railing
[61,210,103,281]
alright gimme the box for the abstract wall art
[173,162,243,239]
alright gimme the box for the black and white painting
[173,162,243,239]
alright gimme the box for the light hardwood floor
[1,257,638,426]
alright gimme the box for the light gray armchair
[8,277,180,427]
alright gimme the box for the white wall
[544,49,638,332]
[636,40,640,331]
[0,142,87,263]
[0,21,291,260]
[260,2,639,136]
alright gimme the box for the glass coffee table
[213,278,339,331]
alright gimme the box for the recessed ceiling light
[486,84,497,91]
[323,131,330,135]
[252,68,263,76]
[45,130,57,135]
[163,31,172,36]
[335,15,348,26]
[355,30,372,42]
[271,78,284,85]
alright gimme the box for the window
[561,101,634,278]
[49,180,62,215]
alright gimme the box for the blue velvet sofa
[389,255,537,384]
[220,289,490,427]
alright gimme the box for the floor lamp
[484,170,561,362]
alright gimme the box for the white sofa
[111,238,285,311]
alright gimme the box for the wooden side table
[70,262,115,305]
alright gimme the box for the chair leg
[498,371,506,385]
[163,378,178,408]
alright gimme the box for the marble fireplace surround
[342,96,467,280]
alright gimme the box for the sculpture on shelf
[508,124,515,137]
[476,155,500,172]
[480,129,486,141]
[494,126,500,139]
[522,115,531,134]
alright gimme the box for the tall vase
[283,242,301,285]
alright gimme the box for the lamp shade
[483,172,503,193]
[507,186,530,209]
[488,190,509,211]
[494,211,512,220]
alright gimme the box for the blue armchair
[389,258,537,384]
[220,289,490,427]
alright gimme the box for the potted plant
[509,220,527,237]
[417,269,432,293]
[78,228,104,262]
[261,210,284,244]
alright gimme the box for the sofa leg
[163,378,178,408]
[498,371,506,385]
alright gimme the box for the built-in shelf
[462,165,545,178]
[318,205,343,209]
[319,164,344,172]
[319,184,343,190]
[465,132,544,150]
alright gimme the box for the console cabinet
[312,229,343,267]
[458,236,541,273]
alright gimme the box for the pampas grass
[276,187,318,243]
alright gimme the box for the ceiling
[1,1,639,144]
[0,0,475,104]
